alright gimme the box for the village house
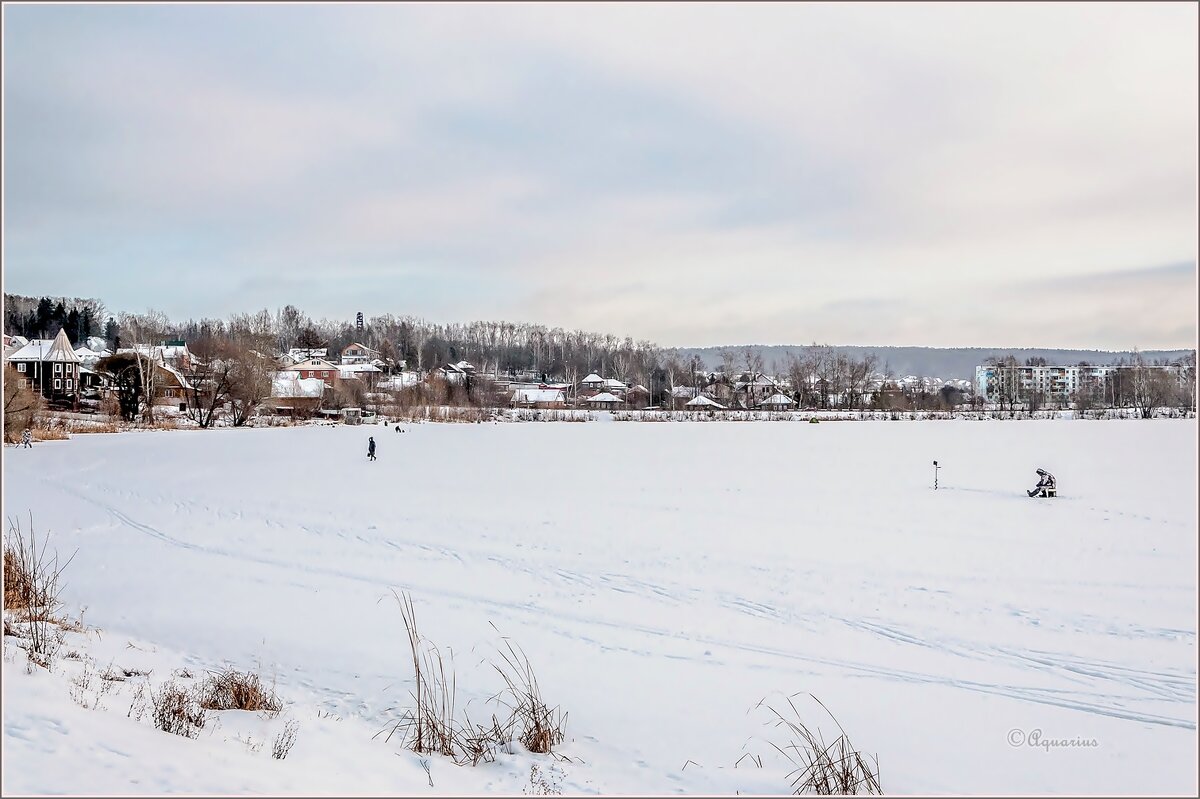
[3,334,29,357]
[585,391,625,410]
[118,340,194,373]
[94,350,194,412]
[340,342,380,365]
[266,374,325,417]
[730,372,784,409]
[282,358,341,389]
[4,329,83,406]
[685,394,726,411]
[669,385,710,411]
[756,393,796,411]
[337,362,383,388]
[510,388,568,409]
[435,361,476,385]
[625,384,651,408]
[284,347,328,364]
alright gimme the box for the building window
[16,363,25,372]
[66,379,73,389]
[54,363,62,374]
[54,379,62,390]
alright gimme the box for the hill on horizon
[675,345,1195,382]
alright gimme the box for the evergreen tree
[49,302,67,338]
[104,318,119,350]
[66,308,81,344]
[35,298,53,337]
[81,307,95,340]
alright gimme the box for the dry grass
[69,422,120,434]
[491,639,566,755]
[197,667,283,713]
[29,418,72,441]
[3,517,76,667]
[150,680,207,738]
[379,591,464,759]
[378,592,566,767]
[757,693,882,795]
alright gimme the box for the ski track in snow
[53,474,1197,732]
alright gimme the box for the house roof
[627,384,649,393]
[757,393,795,406]
[581,373,604,383]
[5,339,55,361]
[685,395,725,408]
[586,392,624,403]
[338,363,382,374]
[603,378,627,389]
[283,358,340,371]
[157,361,193,390]
[7,329,82,364]
[287,347,327,358]
[377,373,421,390]
[272,375,325,398]
[512,388,566,404]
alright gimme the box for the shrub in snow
[150,681,207,738]
[197,668,283,714]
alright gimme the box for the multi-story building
[975,363,1187,405]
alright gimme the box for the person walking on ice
[21,429,32,448]
[367,436,377,462]
[1027,468,1056,497]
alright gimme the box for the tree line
[5,294,118,347]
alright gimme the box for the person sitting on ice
[1027,468,1056,497]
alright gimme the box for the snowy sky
[3,3,1197,349]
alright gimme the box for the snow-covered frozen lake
[3,420,1196,795]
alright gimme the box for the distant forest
[676,345,1196,382]
[4,292,1194,383]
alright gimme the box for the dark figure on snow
[1027,468,1055,497]
[367,436,377,461]
[395,425,401,433]
[21,429,32,448]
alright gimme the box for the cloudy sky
[3,3,1196,349]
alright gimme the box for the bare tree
[117,310,169,423]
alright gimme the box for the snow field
[3,419,1196,794]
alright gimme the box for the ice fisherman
[1027,468,1056,498]
[21,429,32,448]
[367,436,377,461]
